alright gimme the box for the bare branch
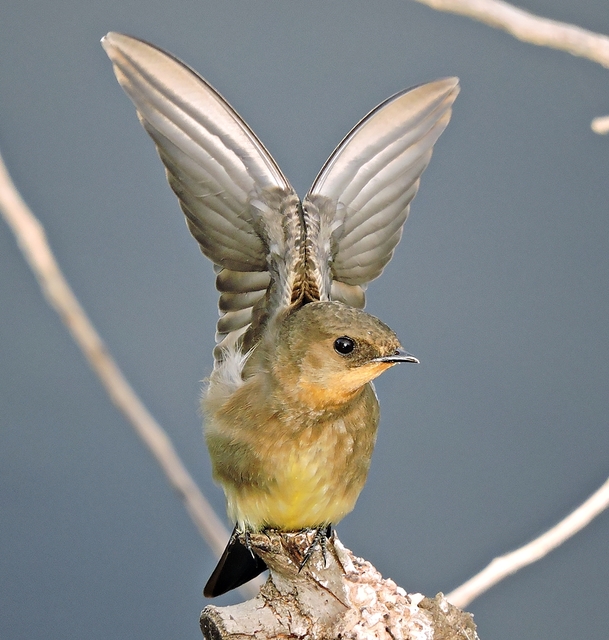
[0,150,262,593]
[406,0,609,606]
[411,0,609,66]
[447,475,609,607]
[410,0,609,131]
[201,531,479,640]
[591,114,609,134]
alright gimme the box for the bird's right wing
[304,78,459,308]
[102,33,304,362]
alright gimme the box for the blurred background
[1,1,608,638]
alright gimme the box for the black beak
[374,348,419,364]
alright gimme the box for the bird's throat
[290,362,393,411]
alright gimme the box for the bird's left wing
[304,78,459,308]
[102,33,304,362]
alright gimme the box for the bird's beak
[374,348,419,364]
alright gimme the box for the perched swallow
[102,32,458,597]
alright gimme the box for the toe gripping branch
[299,524,332,572]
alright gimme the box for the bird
[102,32,459,597]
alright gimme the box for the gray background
[1,1,608,638]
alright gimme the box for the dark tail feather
[204,527,268,598]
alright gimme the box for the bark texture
[200,531,478,640]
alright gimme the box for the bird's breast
[260,419,358,530]
[214,382,381,531]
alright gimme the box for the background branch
[411,0,609,130]
[0,151,262,596]
[447,475,609,607]
[591,114,609,134]
[408,0,609,604]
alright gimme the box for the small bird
[102,32,458,597]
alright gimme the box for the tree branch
[410,0,609,131]
[407,0,609,605]
[0,150,264,595]
[201,531,478,640]
[591,114,609,134]
[447,475,609,607]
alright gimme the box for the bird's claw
[299,525,332,572]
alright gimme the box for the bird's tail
[204,527,268,598]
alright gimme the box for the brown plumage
[205,302,403,532]
[102,32,458,597]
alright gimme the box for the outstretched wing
[102,32,304,362]
[304,78,459,308]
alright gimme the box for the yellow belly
[207,377,381,532]
[226,438,361,531]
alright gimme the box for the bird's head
[270,301,418,409]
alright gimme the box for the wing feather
[102,32,300,364]
[218,291,266,313]
[337,229,404,271]
[215,270,271,293]
[305,77,459,304]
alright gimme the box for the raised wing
[304,78,459,307]
[102,32,304,361]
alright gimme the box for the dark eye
[334,336,355,355]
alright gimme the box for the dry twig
[591,114,609,134]
[0,151,258,593]
[411,0,609,131]
[447,475,609,607]
[406,0,609,604]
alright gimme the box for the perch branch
[410,0,609,131]
[201,531,479,640]
[0,151,263,596]
[447,475,609,607]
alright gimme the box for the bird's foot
[299,524,332,572]
[232,527,258,560]
[242,529,258,560]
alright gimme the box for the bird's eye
[334,336,355,355]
